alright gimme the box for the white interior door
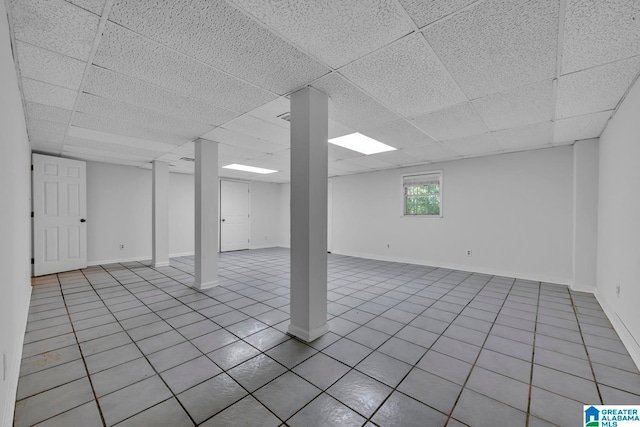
[220,180,250,252]
[33,154,87,276]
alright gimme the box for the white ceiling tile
[62,151,145,167]
[218,142,267,160]
[201,127,287,154]
[330,159,373,173]
[65,136,166,159]
[492,122,553,151]
[76,93,214,139]
[247,97,291,128]
[553,111,613,143]
[108,0,328,95]
[28,128,65,144]
[22,78,78,109]
[424,0,558,98]
[361,119,435,149]
[328,144,366,161]
[220,115,289,145]
[25,102,72,124]
[441,133,502,157]
[72,112,189,145]
[93,22,277,113]
[398,0,478,28]
[63,144,152,162]
[557,56,640,118]
[562,0,640,74]
[402,142,461,162]
[227,0,412,69]
[412,102,488,141]
[328,120,356,139]
[245,154,289,171]
[369,148,419,166]
[28,118,68,136]
[84,66,240,126]
[68,126,177,152]
[9,0,99,60]
[472,80,554,131]
[311,73,401,130]
[16,42,85,90]
[341,34,466,117]
[66,0,106,15]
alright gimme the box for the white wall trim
[595,291,640,371]
[2,286,31,427]
[330,249,573,286]
[87,256,152,266]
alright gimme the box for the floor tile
[265,339,318,368]
[254,372,321,421]
[377,337,427,365]
[147,341,202,372]
[416,350,473,385]
[178,374,247,424]
[207,340,260,370]
[21,333,77,359]
[452,389,527,427]
[327,370,392,417]
[16,359,86,400]
[534,347,594,380]
[371,391,448,427]
[529,387,586,426]
[592,362,640,395]
[227,354,287,392]
[465,366,529,411]
[116,398,194,427]
[33,401,102,427]
[161,356,223,394]
[177,319,220,340]
[137,330,186,355]
[85,343,143,374]
[322,338,372,366]
[398,367,461,414]
[14,377,94,427]
[243,327,290,351]
[356,351,412,388]
[396,325,439,349]
[532,364,600,403]
[19,344,82,376]
[201,395,280,427]
[99,375,173,426]
[91,357,155,397]
[288,393,366,427]
[292,352,350,390]
[191,328,238,353]
[475,348,532,383]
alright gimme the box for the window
[403,171,442,217]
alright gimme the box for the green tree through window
[403,172,442,216]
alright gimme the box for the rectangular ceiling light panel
[223,164,277,174]
[328,132,396,155]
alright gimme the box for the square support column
[288,87,329,342]
[194,138,219,289]
[152,160,169,268]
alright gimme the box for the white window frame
[401,170,443,218]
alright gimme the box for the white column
[572,138,599,292]
[288,87,329,342]
[194,138,219,289]
[152,160,169,268]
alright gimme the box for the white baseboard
[2,285,31,427]
[594,291,640,371]
[87,255,152,266]
[169,251,194,258]
[329,249,573,286]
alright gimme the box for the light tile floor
[14,248,640,426]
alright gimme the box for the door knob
[221,219,226,222]
[80,218,86,223]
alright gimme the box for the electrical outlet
[387,243,390,249]
[119,243,126,250]
[466,249,473,256]
[616,285,621,297]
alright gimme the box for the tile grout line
[524,280,542,427]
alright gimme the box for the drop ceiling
[7,0,640,182]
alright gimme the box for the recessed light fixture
[223,164,277,174]
[328,132,396,155]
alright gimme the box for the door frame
[219,179,251,252]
